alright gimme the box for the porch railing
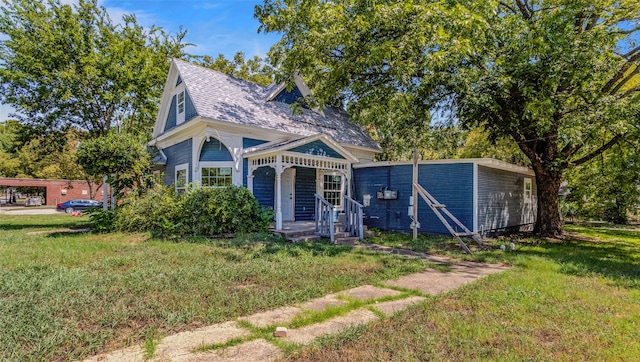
[314,193,335,242]
[343,195,364,240]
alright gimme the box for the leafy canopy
[256,0,640,236]
[77,131,150,199]
[0,0,188,137]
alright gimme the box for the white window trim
[317,170,345,211]
[524,177,532,203]
[176,90,186,125]
[199,161,234,188]
[175,163,189,193]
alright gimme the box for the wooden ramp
[413,182,489,254]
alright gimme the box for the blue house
[150,59,536,238]
[150,59,380,232]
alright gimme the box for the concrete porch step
[271,221,370,243]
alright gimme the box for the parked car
[56,199,102,214]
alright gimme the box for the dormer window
[177,90,185,124]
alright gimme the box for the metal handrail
[314,193,335,242]
[343,195,364,240]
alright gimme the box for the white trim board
[354,158,534,176]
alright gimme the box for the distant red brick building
[0,178,107,206]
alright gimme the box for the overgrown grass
[285,226,640,361]
[0,214,426,361]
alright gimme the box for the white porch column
[346,166,352,197]
[247,172,254,194]
[275,155,283,230]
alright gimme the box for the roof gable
[152,59,380,152]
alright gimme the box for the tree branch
[611,65,640,95]
[499,2,518,15]
[571,133,625,166]
[515,0,532,20]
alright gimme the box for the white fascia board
[340,143,382,155]
[354,158,534,175]
[153,60,180,137]
[151,117,294,149]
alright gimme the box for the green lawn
[287,225,640,361]
[0,214,426,361]
[3,215,639,361]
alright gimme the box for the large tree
[256,0,640,237]
[0,0,188,137]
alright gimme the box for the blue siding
[417,164,474,234]
[199,138,233,162]
[162,138,192,186]
[185,90,198,122]
[253,166,275,209]
[243,138,270,187]
[163,91,197,133]
[274,86,306,106]
[176,75,182,86]
[354,163,474,234]
[163,95,177,132]
[290,140,345,159]
[294,167,315,221]
[354,167,390,230]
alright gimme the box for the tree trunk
[531,164,564,237]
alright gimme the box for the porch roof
[243,134,359,163]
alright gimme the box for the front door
[281,168,295,221]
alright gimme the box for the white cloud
[198,3,223,10]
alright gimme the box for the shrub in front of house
[112,184,183,237]
[180,186,272,236]
[106,184,273,238]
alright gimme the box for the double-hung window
[524,178,532,203]
[176,90,185,124]
[322,173,343,209]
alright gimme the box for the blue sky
[0,0,279,122]
[102,0,280,58]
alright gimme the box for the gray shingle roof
[172,59,380,151]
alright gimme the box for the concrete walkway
[84,257,509,362]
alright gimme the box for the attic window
[177,90,185,124]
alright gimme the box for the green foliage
[111,184,274,237]
[180,185,273,236]
[198,51,275,86]
[0,123,99,192]
[564,142,640,223]
[457,127,530,166]
[0,0,187,137]
[112,184,182,237]
[256,0,640,236]
[77,131,150,199]
[88,209,117,233]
